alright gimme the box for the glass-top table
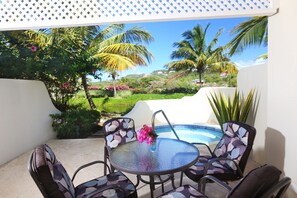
[109,138,199,197]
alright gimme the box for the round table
[109,138,199,197]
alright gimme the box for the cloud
[235,58,267,69]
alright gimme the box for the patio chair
[158,164,291,198]
[28,144,137,198]
[181,121,256,186]
[103,117,138,175]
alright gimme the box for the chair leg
[156,175,165,193]
[135,175,140,187]
[179,171,184,187]
[171,173,176,189]
[103,149,107,175]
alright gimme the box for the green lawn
[70,93,193,115]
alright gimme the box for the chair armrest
[72,160,111,182]
[261,177,291,198]
[204,157,243,178]
[85,184,127,198]
[192,142,214,156]
[199,175,232,193]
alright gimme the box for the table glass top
[109,138,199,175]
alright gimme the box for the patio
[1,0,297,196]
[0,137,259,198]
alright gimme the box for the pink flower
[137,124,158,145]
[143,124,153,133]
[63,82,69,88]
[146,136,154,144]
[31,46,37,52]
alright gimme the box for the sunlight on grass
[70,93,193,114]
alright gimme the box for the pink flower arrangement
[137,124,158,145]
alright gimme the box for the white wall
[125,87,236,129]
[268,0,297,196]
[0,79,59,165]
[237,64,267,163]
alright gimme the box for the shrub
[160,87,199,94]
[50,109,101,139]
[105,85,129,91]
[117,90,133,98]
[88,85,100,90]
[92,89,112,97]
[131,88,149,94]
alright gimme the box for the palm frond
[256,53,268,60]
[99,27,154,48]
[227,16,268,56]
[98,43,153,65]
[93,53,135,71]
[165,59,195,71]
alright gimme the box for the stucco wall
[237,64,268,163]
[125,87,236,129]
[268,0,297,196]
[0,79,59,165]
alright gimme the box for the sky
[92,17,267,81]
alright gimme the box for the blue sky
[94,17,267,81]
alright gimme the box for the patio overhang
[0,0,278,31]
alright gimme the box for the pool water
[154,124,222,144]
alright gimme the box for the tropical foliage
[26,25,153,107]
[92,25,154,98]
[50,109,101,139]
[228,16,268,56]
[0,30,81,111]
[166,23,237,83]
[0,25,154,110]
[208,89,255,131]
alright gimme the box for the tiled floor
[0,138,259,198]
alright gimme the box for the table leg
[171,173,176,189]
[149,175,155,198]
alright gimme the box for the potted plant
[208,89,255,131]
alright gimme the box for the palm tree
[89,25,154,98]
[25,25,154,109]
[165,23,228,83]
[227,16,268,56]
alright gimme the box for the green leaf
[208,89,255,130]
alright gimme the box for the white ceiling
[0,0,278,31]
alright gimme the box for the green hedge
[50,109,101,139]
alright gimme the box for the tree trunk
[112,74,117,97]
[198,71,203,83]
[81,74,96,109]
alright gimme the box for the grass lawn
[70,93,193,115]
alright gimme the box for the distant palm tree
[166,23,228,83]
[90,25,154,97]
[228,16,268,56]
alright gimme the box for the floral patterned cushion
[158,185,207,198]
[44,145,76,198]
[212,122,251,170]
[32,144,75,198]
[32,145,137,198]
[104,118,137,151]
[185,122,256,182]
[75,171,136,198]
